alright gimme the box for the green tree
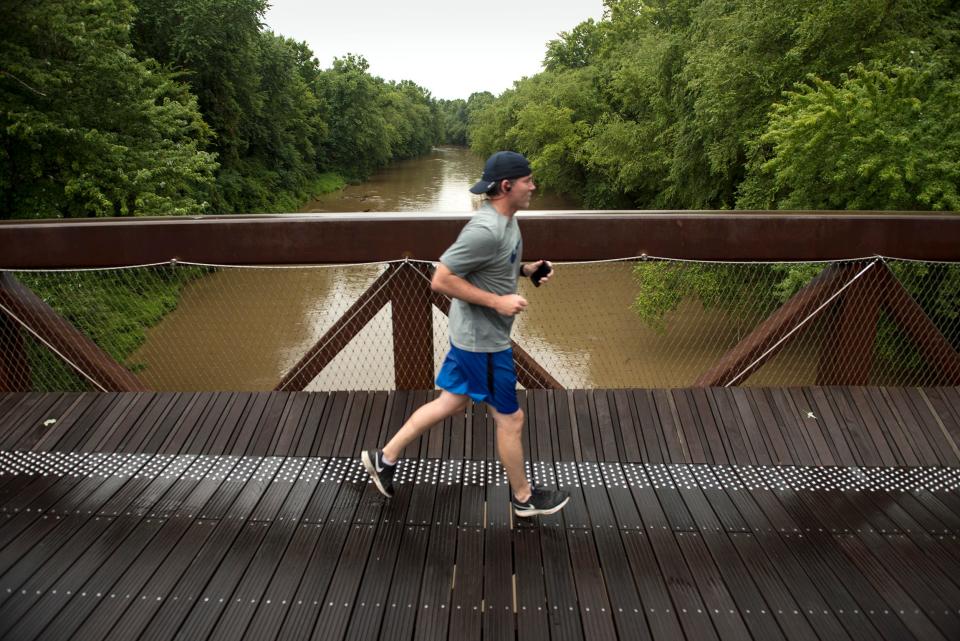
[315,54,393,180]
[739,64,960,211]
[0,0,217,218]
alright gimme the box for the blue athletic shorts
[435,343,520,414]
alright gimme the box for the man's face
[508,175,536,209]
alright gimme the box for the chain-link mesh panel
[0,312,98,392]
[1,256,957,391]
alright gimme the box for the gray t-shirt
[439,202,523,352]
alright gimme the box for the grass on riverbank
[260,172,347,213]
[18,266,210,391]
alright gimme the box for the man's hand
[524,259,553,286]
[494,294,528,316]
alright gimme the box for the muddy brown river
[131,147,817,390]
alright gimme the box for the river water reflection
[132,146,817,391]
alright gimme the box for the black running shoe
[512,486,570,517]
[361,449,396,498]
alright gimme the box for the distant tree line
[0,0,464,218]
[467,0,960,213]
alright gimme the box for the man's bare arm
[432,263,527,316]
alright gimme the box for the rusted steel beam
[0,311,29,392]
[694,262,873,387]
[1,212,958,267]
[816,263,883,385]
[875,265,960,385]
[0,273,147,391]
[275,267,393,391]
[391,262,434,390]
[431,288,563,390]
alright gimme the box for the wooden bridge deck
[0,387,959,641]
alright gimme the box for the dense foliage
[1,0,445,218]
[469,0,960,212]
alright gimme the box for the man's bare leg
[491,406,532,502]
[381,391,469,463]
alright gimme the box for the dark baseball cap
[469,151,532,194]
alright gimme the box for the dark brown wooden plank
[696,529,790,641]
[601,464,644,531]
[514,525,550,641]
[881,388,943,466]
[772,485,956,640]
[27,516,165,641]
[660,389,708,464]
[378,525,431,641]
[295,393,329,456]
[674,530,757,641]
[727,530,845,641]
[573,390,598,462]
[591,391,619,463]
[75,517,217,641]
[307,521,379,641]
[32,392,116,451]
[864,388,922,466]
[530,390,552,463]
[900,388,960,466]
[591,527,653,641]
[827,387,885,466]
[84,392,160,452]
[768,388,822,466]
[334,391,369,459]
[202,392,252,455]
[554,389,577,462]
[160,392,223,455]
[920,388,960,459]
[786,387,843,465]
[566,528,619,641]
[539,523,584,641]
[482,478,514,641]
[610,390,643,463]
[447,525,483,641]
[651,390,689,463]
[411,483,460,641]
[630,390,665,464]
[619,529,686,641]
[342,484,415,641]
[0,514,115,636]
[725,492,862,641]
[272,481,364,641]
[125,393,195,453]
[4,393,83,450]
[271,392,312,456]
[314,392,348,458]
[805,387,859,466]
[548,461,590,530]
[736,389,783,465]
[0,393,33,438]
[845,386,903,466]
[686,388,736,465]
[707,388,755,466]
[730,486,920,641]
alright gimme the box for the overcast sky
[263,1,606,100]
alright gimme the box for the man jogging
[362,151,570,518]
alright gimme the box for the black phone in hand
[531,261,551,287]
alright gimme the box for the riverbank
[261,171,348,213]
